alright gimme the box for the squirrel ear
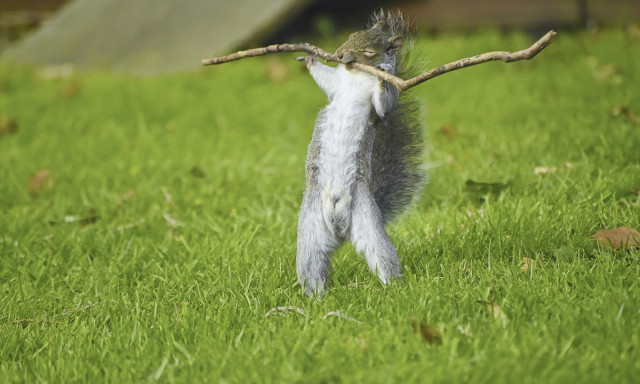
[370,19,387,30]
[388,36,404,51]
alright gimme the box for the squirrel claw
[304,54,317,69]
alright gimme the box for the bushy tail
[369,10,426,223]
[371,96,425,224]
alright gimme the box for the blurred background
[1,0,639,75]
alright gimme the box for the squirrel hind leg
[297,194,341,297]
[349,184,401,284]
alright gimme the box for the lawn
[1,27,639,383]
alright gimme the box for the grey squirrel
[296,10,425,296]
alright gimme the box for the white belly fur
[318,65,377,237]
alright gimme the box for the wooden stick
[393,30,557,91]
[202,30,557,92]
[202,43,339,65]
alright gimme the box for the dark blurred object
[2,0,639,75]
[0,0,67,46]
[394,0,640,33]
[272,0,640,42]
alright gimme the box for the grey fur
[296,11,425,296]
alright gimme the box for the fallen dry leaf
[37,64,75,80]
[27,169,55,197]
[627,23,640,40]
[627,111,640,124]
[78,214,100,227]
[190,166,206,178]
[266,56,289,83]
[534,166,557,175]
[108,189,137,220]
[456,324,473,337]
[13,301,99,326]
[592,63,617,80]
[64,213,100,227]
[0,117,18,138]
[115,219,145,232]
[592,226,640,250]
[612,106,640,125]
[162,213,182,228]
[265,306,306,317]
[586,57,622,83]
[439,123,457,140]
[521,257,536,272]
[58,78,82,99]
[161,187,173,205]
[479,300,509,327]
[121,189,136,202]
[411,317,443,345]
[465,179,510,195]
[323,311,363,325]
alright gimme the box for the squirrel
[296,10,425,296]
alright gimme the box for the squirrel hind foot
[322,188,352,238]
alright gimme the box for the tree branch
[202,43,339,65]
[202,30,557,92]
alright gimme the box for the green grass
[1,28,639,383]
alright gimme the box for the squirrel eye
[362,49,377,57]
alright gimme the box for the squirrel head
[335,19,404,68]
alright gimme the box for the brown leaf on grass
[27,169,55,197]
[0,117,18,138]
[592,226,640,249]
[63,213,100,226]
[586,57,620,82]
[439,123,457,140]
[620,108,640,124]
[189,166,206,178]
[411,317,443,345]
[521,257,536,272]
[266,56,290,83]
[58,78,82,99]
[612,106,640,125]
[78,214,100,227]
[592,63,618,81]
[121,189,136,202]
[478,300,509,327]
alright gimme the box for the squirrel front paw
[305,54,317,69]
[377,63,393,73]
